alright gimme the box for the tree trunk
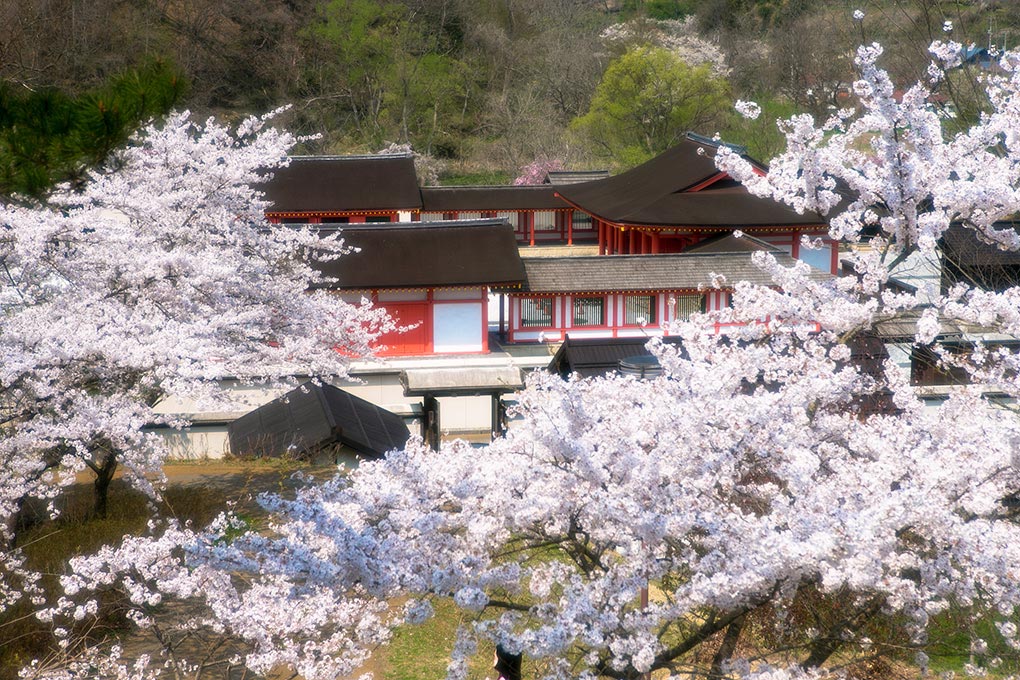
[93,454,118,518]
[709,613,746,678]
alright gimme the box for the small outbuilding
[228,381,411,460]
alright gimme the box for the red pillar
[652,232,661,254]
[567,210,573,246]
[529,213,536,247]
[598,221,605,255]
[629,229,636,254]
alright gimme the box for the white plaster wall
[513,330,563,342]
[433,302,484,352]
[158,426,232,460]
[799,241,833,272]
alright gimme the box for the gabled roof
[555,138,825,229]
[227,381,411,459]
[548,336,684,378]
[262,155,423,213]
[501,250,829,294]
[420,185,566,211]
[315,219,526,290]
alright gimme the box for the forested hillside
[1,0,1018,187]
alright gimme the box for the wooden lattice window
[520,297,553,327]
[572,296,605,326]
[672,294,705,320]
[624,295,657,325]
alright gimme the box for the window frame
[623,294,657,326]
[571,295,607,327]
[519,296,555,329]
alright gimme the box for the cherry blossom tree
[0,109,391,609]
[513,156,564,186]
[28,33,1020,680]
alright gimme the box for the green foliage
[693,0,812,30]
[570,46,732,167]
[298,0,478,156]
[719,95,799,162]
[621,0,695,20]
[0,60,185,199]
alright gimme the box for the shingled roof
[315,219,526,290]
[262,154,423,213]
[420,185,566,211]
[502,250,829,294]
[555,138,825,229]
[548,336,684,378]
[228,381,411,460]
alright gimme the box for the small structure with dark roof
[228,381,411,460]
[544,170,610,185]
[548,336,684,379]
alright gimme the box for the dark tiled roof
[503,250,829,294]
[315,219,526,290]
[420,185,566,211]
[228,381,410,459]
[262,155,422,213]
[556,139,824,228]
[548,336,684,378]
[544,170,610,185]
[941,224,1020,265]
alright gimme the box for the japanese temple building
[497,233,830,343]
[261,135,832,268]
[554,138,835,270]
[155,136,843,458]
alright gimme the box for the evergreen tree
[0,60,185,199]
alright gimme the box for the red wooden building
[555,137,836,274]
[315,219,525,356]
[419,185,597,245]
[261,137,836,355]
[495,234,830,343]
